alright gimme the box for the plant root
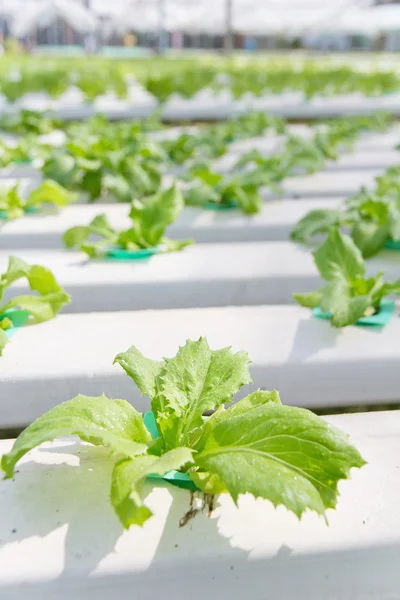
[179,490,215,527]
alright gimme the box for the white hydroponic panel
[161,91,400,121]
[149,124,400,154]
[1,243,397,312]
[0,198,345,250]
[1,305,400,426]
[0,84,158,121]
[215,148,400,174]
[270,168,382,199]
[0,410,399,600]
[326,150,400,171]
[0,166,41,180]
[355,127,400,152]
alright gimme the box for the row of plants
[294,228,400,328]
[0,96,388,529]
[0,111,390,219]
[145,63,400,103]
[183,112,392,213]
[1,330,365,528]
[0,112,287,209]
[0,66,129,103]
[0,58,398,104]
[0,204,367,528]
[0,255,70,355]
[0,180,76,220]
[292,164,400,258]
[291,159,400,327]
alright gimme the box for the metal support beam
[224,0,233,53]
[158,0,168,53]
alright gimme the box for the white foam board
[326,150,400,171]
[215,148,400,174]
[1,243,397,312]
[0,410,399,600]
[273,168,382,199]
[1,305,400,427]
[0,198,345,250]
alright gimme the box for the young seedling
[63,185,193,258]
[235,114,391,191]
[163,112,285,165]
[291,166,400,258]
[43,131,165,202]
[184,165,264,214]
[0,180,76,221]
[1,337,365,528]
[0,256,71,355]
[293,229,400,327]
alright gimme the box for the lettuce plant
[1,337,365,528]
[143,62,400,101]
[0,109,61,135]
[63,185,192,258]
[163,112,285,165]
[291,166,400,258]
[235,114,392,188]
[184,165,265,214]
[0,256,71,355]
[42,135,163,203]
[0,180,76,220]
[293,229,400,327]
[0,134,53,167]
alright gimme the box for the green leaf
[189,470,227,495]
[63,214,117,249]
[162,238,194,253]
[196,403,365,518]
[374,280,400,304]
[0,327,9,356]
[123,159,154,196]
[387,203,400,241]
[0,256,66,300]
[291,210,342,244]
[190,389,281,452]
[293,289,324,309]
[111,447,194,528]
[42,154,77,188]
[351,220,389,258]
[0,256,31,301]
[2,291,70,323]
[27,180,76,209]
[0,184,26,220]
[184,183,220,207]
[191,166,223,187]
[159,337,252,447]
[80,169,103,202]
[313,229,365,283]
[103,174,132,203]
[114,345,164,399]
[320,280,372,328]
[231,185,262,215]
[234,149,263,169]
[1,394,151,479]
[128,185,185,247]
[0,256,70,327]
[63,226,92,249]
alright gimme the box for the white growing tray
[161,90,400,121]
[264,168,383,199]
[1,305,400,427]
[0,165,382,204]
[1,243,398,312]
[0,198,345,250]
[0,85,158,121]
[0,409,399,599]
